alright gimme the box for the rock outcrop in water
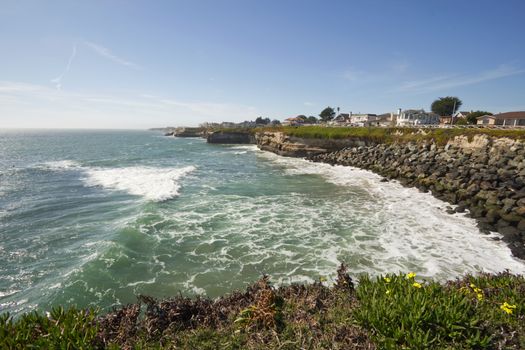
[173,127,206,137]
[255,131,525,259]
[207,130,256,144]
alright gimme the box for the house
[330,113,350,126]
[453,111,471,119]
[396,109,440,126]
[439,115,453,125]
[476,111,525,126]
[282,117,305,126]
[350,113,377,127]
[375,112,397,127]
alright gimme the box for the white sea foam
[39,160,81,170]
[252,151,525,279]
[83,166,195,201]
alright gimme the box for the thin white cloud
[303,101,314,106]
[397,64,525,93]
[342,68,364,81]
[50,44,77,90]
[0,81,260,128]
[160,98,258,119]
[84,41,140,69]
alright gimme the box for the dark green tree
[297,115,308,121]
[319,107,336,122]
[271,119,281,125]
[431,97,462,116]
[255,117,271,125]
[466,111,492,124]
[306,116,318,124]
[455,118,468,125]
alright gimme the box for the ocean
[1,129,524,316]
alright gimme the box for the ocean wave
[39,160,82,170]
[83,166,196,201]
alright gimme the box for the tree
[455,118,468,125]
[297,115,308,121]
[271,119,281,125]
[319,107,336,122]
[255,117,271,125]
[466,111,492,125]
[306,116,318,124]
[431,97,462,116]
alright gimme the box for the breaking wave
[83,166,196,202]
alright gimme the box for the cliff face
[207,131,256,144]
[256,131,525,259]
[255,131,374,157]
[173,127,205,137]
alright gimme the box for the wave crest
[84,166,195,201]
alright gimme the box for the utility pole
[451,100,457,125]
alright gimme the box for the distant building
[439,115,453,125]
[375,112,398,127]
[282,117,305,126]
[396,109,440,126]
[476,111,525,126]
[330,113,351,126]
[350,113,378,127]
[453,111,471,119]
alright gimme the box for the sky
[1,0,524,129]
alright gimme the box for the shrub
[354,273,491,349]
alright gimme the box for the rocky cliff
[207,130,256,144]
[255,131,374,157]
[255,131,525,259]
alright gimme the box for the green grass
[261,125,525,145]
[0,306,100,349]
[1,270,523,349]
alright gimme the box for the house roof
[476,115,493,120]
[492,111,525,120]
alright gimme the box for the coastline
[250,130,525,260]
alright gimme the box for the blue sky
[1,0,524,129]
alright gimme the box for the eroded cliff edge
[255,131,525,259]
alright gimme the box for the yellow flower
[459,286,469,294]
[469,283,476,288]
[406,272,416,279]
[412,282,422,289]
[500,302,516,314]
[386,289,391,295]
[476,293,483,301]
[384,277,391,283]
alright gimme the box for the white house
[476,111,525,126]
[396,109,440,126]
[350,113,377,127]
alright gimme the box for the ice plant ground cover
[0,266,523,349]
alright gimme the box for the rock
[455,205,466,213]
[517,219,525,232]
[254,130,525,259]
[500,226,520,243]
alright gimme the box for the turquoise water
[1,129,524,315]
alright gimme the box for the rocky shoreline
[254,131,525,260]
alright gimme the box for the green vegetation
[268,125,525,145]
[0,306,100,349]
[319,106,336,122]
[1,268,523,349]
[431,96,463,116]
